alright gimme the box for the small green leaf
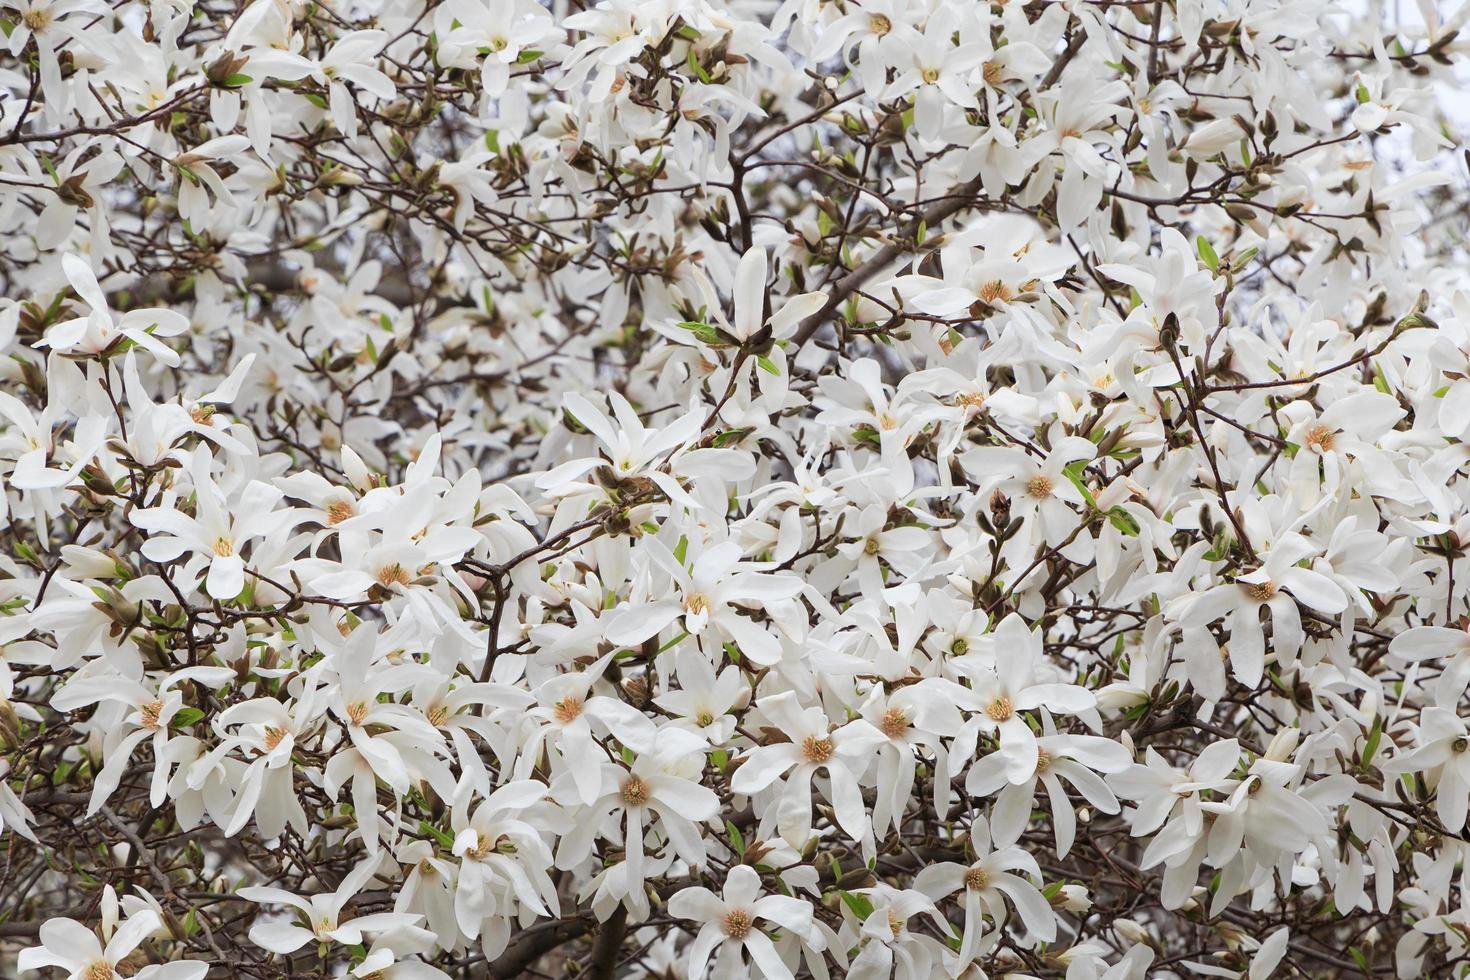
[839,890,875,920]
[171,707,206,729]
[1196,235,1219,272]
[725,820,745,858]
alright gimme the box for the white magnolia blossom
[1,0,1470,977]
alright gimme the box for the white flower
[667,865,818,980]
[38,256,190,366]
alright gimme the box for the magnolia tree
[3,0,1470,977]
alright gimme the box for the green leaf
[1062,460,1099,510]
[756,354,780,376]
[1362,716,1383,767]
[725,820,745,858]
[418,820,455,849]
[1196,235,1219,272]
[1107,507,1140,537]
[839,890,874,920]
[171,707,206,729]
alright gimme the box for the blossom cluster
[1,0,1469,977]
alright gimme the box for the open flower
[19,904,206,980]
[37,255,190,366]
[730,691,885,846]
[667,865,818,980]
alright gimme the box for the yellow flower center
[880,707,909,739]
[802,734,835,764]
[979,280,1014,305]
[376,562,411,587]
[986,696,1014,722]
[724,908,753,939]
[139,699,164,730]
[1026,475,1054,499]
[554,696,584,724]
[1305,423,1336,453]
[965,867,990,891]
[212,536,235,557]
[621,776,649,806]
[955,392,986,409]
[1244,581,1277,602]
